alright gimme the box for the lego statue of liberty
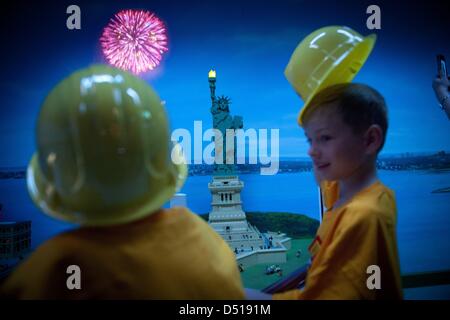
[207,70,273,261]
[208,69,243,175]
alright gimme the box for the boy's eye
[319,135,332,142]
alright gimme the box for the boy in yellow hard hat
[247,26,402,300]
[0,65,245,299]
[274,82,403,299]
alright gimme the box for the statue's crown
[217,95,231,105]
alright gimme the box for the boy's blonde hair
[302,83,388,152]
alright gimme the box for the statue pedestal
[208,176,265,253]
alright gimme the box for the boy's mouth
[314,163,330,170]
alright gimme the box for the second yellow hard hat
[285,26,376,126]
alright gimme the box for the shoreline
[432,187,450,193]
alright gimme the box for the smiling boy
[274,83,403,299]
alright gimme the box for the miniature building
[170,193,187,208]
[0,221,32,260]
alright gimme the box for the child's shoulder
[344,180,396,226]
[28,228,95,263]
[156,206,209,227]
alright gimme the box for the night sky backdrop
[1,0,449,167]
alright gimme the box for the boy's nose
[308,144,320,159]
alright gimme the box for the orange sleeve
[275,183,402,300]
[0,235,105,299]
[320,180,339,210]
[274,207,380,300]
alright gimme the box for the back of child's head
[302,83,388,152]
[27,65,187,227]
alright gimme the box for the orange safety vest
[0,207,245,299]
[274,180,403,300]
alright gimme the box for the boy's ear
[364,124,383,154]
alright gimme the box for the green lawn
[240,238,312,290]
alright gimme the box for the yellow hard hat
[285,26,376,126]
[27,65,187,226]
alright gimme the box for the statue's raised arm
[207,70,244,175]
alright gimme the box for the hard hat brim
[26,153,187,226]
[297,34,377,126]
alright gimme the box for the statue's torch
[208,69,216,102]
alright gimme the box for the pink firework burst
[100,10,168,74]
